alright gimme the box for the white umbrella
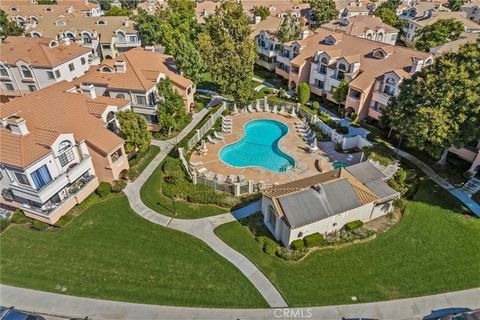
[264,96,268,108]
[312,137,317,148]
[233,102,238,113]
[291,105,297,117]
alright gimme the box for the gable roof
[323,15,399,36]
[0,36,91,68]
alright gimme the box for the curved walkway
[2,285,479,320]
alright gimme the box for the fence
[195,175,269,197]
[186,102,227,151]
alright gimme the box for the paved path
[394,148,480,216]
[2,285,479,320]
[124,109,288,308]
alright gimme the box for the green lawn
[0,195,267,308]
[128,145,161,180]
[215,180,480,306]
[140,158,228,219]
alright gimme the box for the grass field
[215,180,480,306]
[0,195,267,308]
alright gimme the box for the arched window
[55,19,65,26]
[338,63,347,71]
[21,66,33,78]
[384,77,396,95]
[117,31,126,42]
[45,7,53,12]
[366,33,372,39]
[31,31,41,38]
[337,63,347,80]
[30,16,38,24]
[97,19,107,25]
[101,66,112,72]
[115,93,125,99]
[82,33,92,44]
[0,66,8,77]
[58,140,74,167]
[66,32,75,40]
[377,33,384,42]
[319,57,328,74]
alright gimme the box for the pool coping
[217,117,298,174]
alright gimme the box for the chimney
[254,16,261,24]
[301,29,310,39]
[7,116,29,136]
[114,60,126,73]
[80,83,97,99]
[412,57,424,72]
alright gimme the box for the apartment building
[322,15,399,45]
[399,3,480,46]
[0,82,129,224]
[0,36,92,101]
[274,28,432,120]
[336,0,370,19]
[75,48,195,127]
[430,32,479,56]
[24,15,140,62]
[460,0,480,23]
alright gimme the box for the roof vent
[7,116,29,136]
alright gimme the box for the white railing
[186,102,227,151]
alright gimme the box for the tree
[97,0,112,11]
[309,0,338,27]
[156,78,188,136]
[414,19,464,52]
[120,0,141,9]
[375,7,404,29]
[104,6,131,16]
[447,0,467,11]
[116,110,151,154]
[332,79,349,112]
[297,82,311,104]
[385,40,480,165]
[277,10,302,42]
[0,10,24,39]
[253,6,270,21]
[198,2,256,104]
[170,37,206,83]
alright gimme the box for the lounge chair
[304,133,315,142]
[222,115,232,122]
[207,135,218,144]
[222,125,232,133]
[227,175,236,183]
[264,104,271,112]
[190,161,203,167]
[222,120,232,128]
[255,104,262,112]
[279,106,286,115]
[197,167,208,175]
[238,175,246,183]
[214,131,224,140]
[272,105,278,114]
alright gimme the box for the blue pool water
[219,119,295,172]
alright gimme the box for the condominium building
[0,36,92,101]
[322,15,399,45]
[336,0,370,19]
[0,82,129,224]
[75,48,195,127]
[430,32,479,56]
[274,28,432,120]
[460,0,480,23]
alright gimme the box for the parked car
[0,306,45,320]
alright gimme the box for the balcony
[115,40,142,48]
[66,155,93,184]
[275,67,290,79]
[368,106,384,120]
[257,46,277,57]
[346,95,361,111]
[311,67,327,80]
[276,54,291,65]
[372,90,391,106]
[88,56,101,65]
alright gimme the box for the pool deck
[189,111,362,185]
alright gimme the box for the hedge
[303,233,324,247]
[54,213,74,228]
[96,182,112,198]
[0,218,10,233]
[291,239,305,250]
[31,220,49,231]
[10,210,31,224]
[344,220,363,231]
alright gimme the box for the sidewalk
[2,285,478,320]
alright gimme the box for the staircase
[460,178,480,198]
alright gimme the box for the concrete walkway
[394,148,480,216]
[2,285,479,320]
[124,109,288,308]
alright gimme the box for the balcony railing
[115,40,142,47]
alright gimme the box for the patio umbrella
[264,96,268,108]
[291,105,297,117]
[312,137,317,148]
[233,102,237,113]
[256,100,260,110]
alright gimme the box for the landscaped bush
[345,220,363,231]
[325,227,374,245]
[263,241,277,256]
[303,233,324,247]
[395,169,407,185]
[54,213,74,228]
[112,179,127,193]
[298,82,310,104]
[350,112,358,122]
[96,182,112,198]
[127,168,138,181]
[362,142,397,166]
[10,210,31,224]
[312,101,320,110]
[393,198,408,210]
[31,220,49,231]
[0,218,10,233]
[291,239,305,250]
[276,247,308,261]
[387,178,402,192]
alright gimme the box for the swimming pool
[219,119,295,172]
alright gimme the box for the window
[82,33,92,44]
[101,44,111,49]
[55,70,61,78]
[268,205,277,232]
[14,172,30,186]
[319,57,328,74]
[30,165,52,189]
[314,79,324,89]
[81,57,86,65]
[129,35,137,42]
[28,85,36,92]
[116,93,125,99]
[66,32,75,40]
[111,148,123,163]
[136,95,147,105]
[47,71,55,79]
[117,31,126,42]
[378,33,384,42]
[337,63,347,80]
[384,78,396,95]
[69,63,75,71]
[59,149,74,167]
[5,83,14,91]
[0,66,8,77]
[21,66,33,78]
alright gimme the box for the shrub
[31,220,49,231]
[127,168,138,181]
[362,143,396,166]
[11,210,30,224]
[350,112,358,122]
[312,101,320,110]
[304,233,324,247]
[345,220,363,231]
[335,143,343,152]
[291,239,305,250]
[0,218,10,233]
[96,182,112,197]
[276,247,308,261]
[395,169,407,185]
[298,82,311,104]
[112,179,127,193]
[264,241,277,256]
[387,178,401,191]
[162,157,182,175]
[54,213,74,228]
[393,198,408,210]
